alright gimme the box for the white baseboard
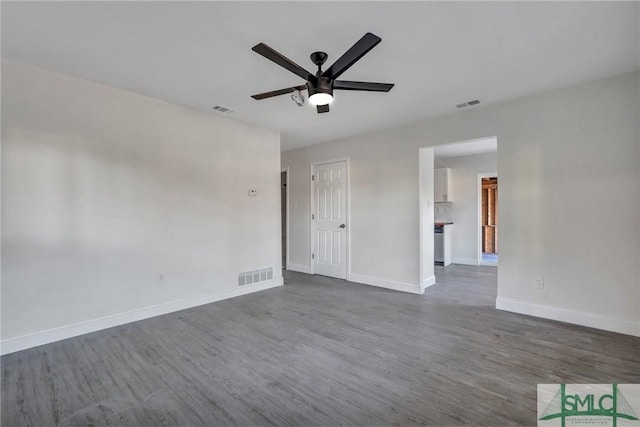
[1,278,284,355]
[453,257,479,266]
[496,297,640,337]
[286,263,311,274]
[421,275,436,292]
[349,273,423,294]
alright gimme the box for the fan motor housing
[307,77,333,98]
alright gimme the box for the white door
[313,161,347,279]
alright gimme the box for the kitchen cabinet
[434,168,451,202]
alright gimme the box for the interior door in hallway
[313,161,347,279]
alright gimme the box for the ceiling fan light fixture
[308,92,333,106]
[250,33,393,114]
[308,77,334,106]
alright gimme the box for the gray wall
[2,60,283,351]
[282,72,640,336]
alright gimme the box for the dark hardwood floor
[2,265,639,426]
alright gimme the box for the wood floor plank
[2,265,639,426]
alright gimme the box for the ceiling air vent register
[213,105,234,113]
[456,99,481,109]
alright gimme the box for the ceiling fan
[251,32,394,114]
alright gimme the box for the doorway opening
[479,174,498,265]
[419,136,499,290]
[281,169,288,269]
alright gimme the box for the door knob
[339,224,346,228]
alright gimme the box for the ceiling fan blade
[317,104,330,114]
[251,85,307,100]
[333,81,394,92]
[321,33,381,80]
[252,43,315,82]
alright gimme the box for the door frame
[478,172,498,266]
[309,157,351,278]
[281,167,290,270]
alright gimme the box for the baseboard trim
[286,263,311,274]
[1,278,284,355]
[496,297,640,337]
[453,257,479,266]
[421,275,436,292]
[349,273,423,294]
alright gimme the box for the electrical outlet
[534,277,544,289]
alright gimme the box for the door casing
[281,167,289,270]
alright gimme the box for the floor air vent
[238,267,273,287]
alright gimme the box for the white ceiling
[2,2,638,152]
